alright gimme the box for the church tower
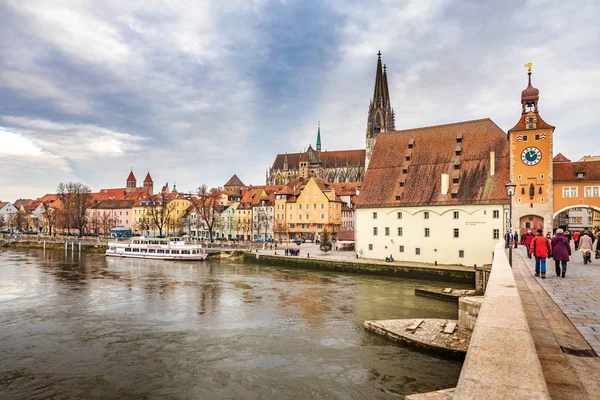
[316,122,322,152]
[143,172,154,196]
[508,63,555,236]
[365,51,395,170]
[126,170,137,193]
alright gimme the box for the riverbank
[243,252,475,283]
[1,238,108,253]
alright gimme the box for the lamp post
[505,181,517,267]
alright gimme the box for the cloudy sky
[1,0,599,201]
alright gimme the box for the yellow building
[274,177,342,241]
[132,194,191,237]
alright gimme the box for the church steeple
[316,121,322,152]
[365,51,394,169]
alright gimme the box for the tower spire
[316,121,322,152]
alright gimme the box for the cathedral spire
[316,121,322,152]
[365,51,394,170]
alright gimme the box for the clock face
[521,147,542,166]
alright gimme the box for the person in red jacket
[523,230,535,259]
[529,229,552,278]
[573,231,581,250]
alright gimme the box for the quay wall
[242,253,474,283]
[453,242,550,399]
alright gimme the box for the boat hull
[105,250,208,261]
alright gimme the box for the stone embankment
[243,252,474,283]
[1,237,107,253]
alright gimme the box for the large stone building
[266,52,394,185]
[355,119,509,266]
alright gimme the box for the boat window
[191,250,196,254]
[157,249,165,254]
[110,247,116,251]
[140,248,147,253]
[148,249,156,253]
[172,250,179,254]
[165,250,171,254]
[182,250,190,254]
[125,248,131,252]
[132,248,139,252]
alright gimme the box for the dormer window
[577,172,584,178]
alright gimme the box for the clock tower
[508,64,555,236]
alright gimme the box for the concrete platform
[363,319,470,358]
[415,287,476,302]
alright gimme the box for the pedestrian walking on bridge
[551,229,571,278]
[530,229,552,279]
[579,228,594,264]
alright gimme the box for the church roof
[224,174,245,187]
[144,172,153,183]
[271,149,365,170]
[356,118,510,208]
[554,160,600,182]
[126,171,136,182]
[553,153,571,163]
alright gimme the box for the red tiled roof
[127,171,136,182]
[90,200,135,210]
[553,161,600,182]
[224,174,245,187]
[553,153,571,163]
[271,149,365,170]
[12,199,32,210]
[356,118,510,208]
[143,172,153,183]
[93,188,147,201]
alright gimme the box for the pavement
[251,242,474,272]
[513,246,600,399]
[516,245,600,355]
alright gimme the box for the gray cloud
[0,0,599,201]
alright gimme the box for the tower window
[456,150,462,156]
[452,178,459,184]
[535,134,540,140]
[453,211,459,219]
[424,212,429,219]
[405,156,411,161]
[397,212,402,219]
[408,143,414,149]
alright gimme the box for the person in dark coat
[513,231,519,248]
[551,229,571,278]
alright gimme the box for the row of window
[373,227,501,239]
[366,244,466,258]
[373,210,501,219]
[93,210,129,216]
[288,223,324,229]
[276,213,338,220]
[563,186,599,198]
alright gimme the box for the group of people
[517,228,600,279]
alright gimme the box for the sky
[1,0,599,202]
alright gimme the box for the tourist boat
[105,237,208,260]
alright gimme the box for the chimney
[490,151,496,177]
[441,174,449,196]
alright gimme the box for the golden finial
[524,62,533,73]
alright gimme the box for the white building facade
[355,204,506,266]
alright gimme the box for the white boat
[105,237,208,261]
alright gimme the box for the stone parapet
[458,296,483,332]
[453,242,550,399]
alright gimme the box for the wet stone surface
[0,248,470,399]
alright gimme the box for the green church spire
[316,121,321,152]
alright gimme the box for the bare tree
[274,222,288,243]
[146,192,175,237]
[7,209,28,231]
[100,212,118,235]
[252,207,270,241]
[236,218,251,242]
[56,182,94,236]
[190,185,223,242]
[42,202,58,236]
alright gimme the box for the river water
[0,249,469,399]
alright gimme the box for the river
[0,248,469,399]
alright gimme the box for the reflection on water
[0,248,470,399]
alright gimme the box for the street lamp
[505,181,517,267]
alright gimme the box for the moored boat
[105,237,208,260]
